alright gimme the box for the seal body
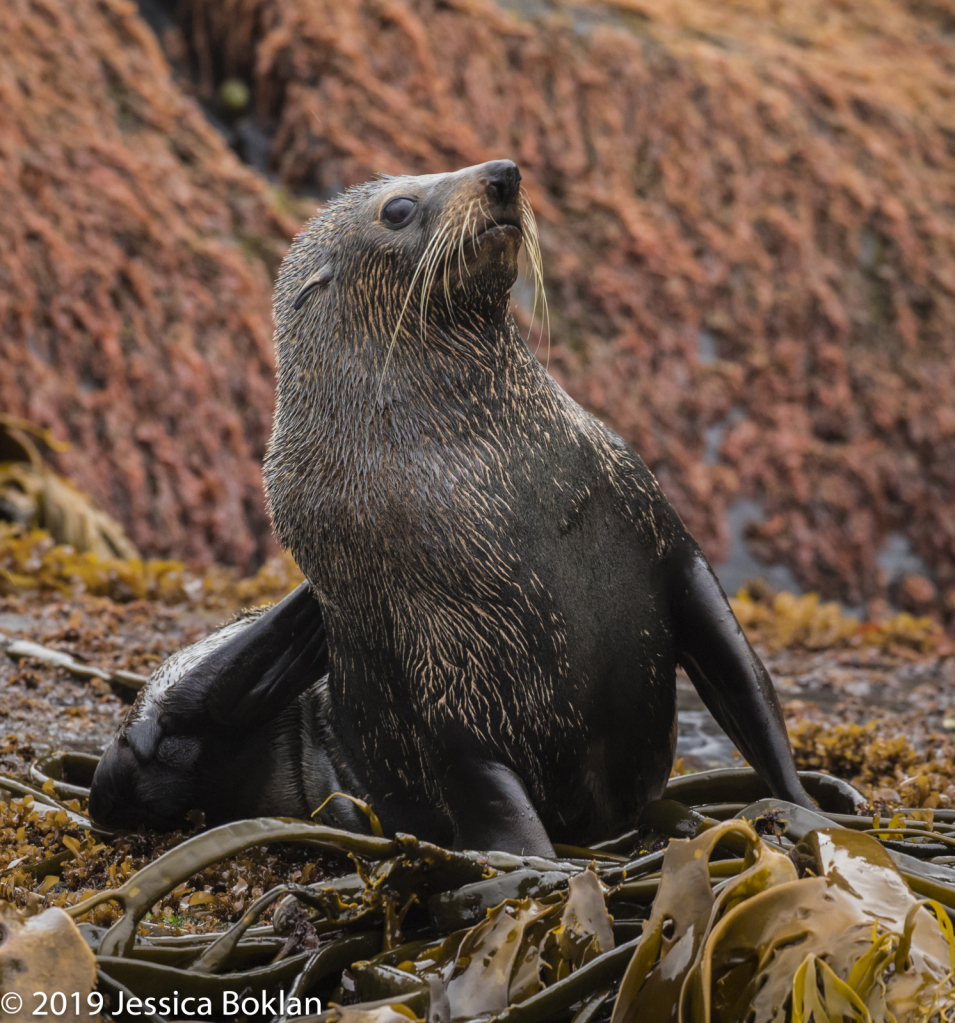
[89,161,813,853]
[270,325,683,848]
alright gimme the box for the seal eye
[381,196,417,228]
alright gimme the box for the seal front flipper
[668,548,815,810]
[441,758,556,858]
[88,582,328,830]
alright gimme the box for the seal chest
[89,161,813,852]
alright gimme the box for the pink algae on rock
[5,0,955,623]
[0,0,298,570]
[173,0,955,614]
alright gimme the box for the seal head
[287,158,525,319]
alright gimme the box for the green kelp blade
[445,898,563,1015]
[637,799,707,841]
[323,998,424,1023]
[664,768,865,815]
[276,935,387,1023]
[429,868,569,931]
[29,750,99,800]
[739,799,955,914]
[684,829,955,1023]
[351,961,431,1011]
[388,868,616,1020]
[792,954,873,1023]
[895,899,955,974]
[610,819,794,1023]
[361,835,491,905]
[555,869,615,968]
[569,987,615,1023]
[491,938,641,1023]
[97,952,312,1002]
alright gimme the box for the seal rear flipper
[441,759,555,857]
[160,581,328,731]
[668,548,815,810]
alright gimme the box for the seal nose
[482,160,521,206]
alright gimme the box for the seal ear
[293,263,335,311]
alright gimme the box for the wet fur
[90,163,812,850]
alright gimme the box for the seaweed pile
[5,759,955,1021]
[0,416,140,563]
[729,589,944,655]
[0,521,303,607]
[787,717,955,815]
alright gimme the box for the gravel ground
[0,594,225,755]
[2,590,953,783]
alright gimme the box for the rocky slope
[5,0,955,618]
[0,0,297,568]
[172,0,955,615]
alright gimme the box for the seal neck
[282,299,535,421]
[266,306,547,518]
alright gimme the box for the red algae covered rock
[0,0,299,569]
[174,0,955,611]
[5,0,955,615]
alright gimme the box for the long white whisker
[414,225,450,344]
[518,191,550,388]
[377,227,449,399]
[458,201,473,282]
[419,223,451,341]
[442,218,457,320]
[470,201,483,252]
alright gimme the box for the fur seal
[89,160,814,854]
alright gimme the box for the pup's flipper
[157,581,328,731]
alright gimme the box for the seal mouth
[475,220,522,241]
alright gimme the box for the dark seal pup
[89,160,814,855]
